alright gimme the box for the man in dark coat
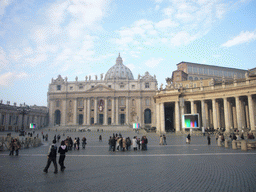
[43,140,58,174]
[58,140,68,171]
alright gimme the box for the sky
[0,0,256,107]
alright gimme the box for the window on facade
[108,85,111,88]
[70,86,73,90]
[204,68,208,75]
[199,68,203,74]
[145,83,149,88]
[120,85,124,88]
[108,100,111,106]
[146,98,150,106]
[56,100,60,107]
[57,85,61,90]
[120,98,125,106]
[78,99,83,108]
[91,86,94,88]
[91,100,94,106]
[188,76,193,80]
[79,86,83,89]
[194,84,197,87]
[108,109,111,111]
[121,109,124,111]
[187,66,192,73]
[69,100,72,107]
[194,77,198,80]
[193,67,198,74]
[132,85,135,89]
[132,99,135,106]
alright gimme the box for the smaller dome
[104,54,134,80]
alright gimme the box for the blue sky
[0,0,255,106]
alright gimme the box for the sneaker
[43,169,48,173]
[54,171,58,174]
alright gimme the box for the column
[87,98,90,125]
[191,100,195,114]
[248,95,255,131]
[212,99,218,130]
[156,103,160,132]
[201,100,206,128]
[224,97,231,132]
[104,98,108,125]
[126,97,129,125]
[73,99,77,125]
[49,100,54,126]
[160,103,165,133]
[83,98,87,125]
[62,99,67,126]
[175,101,181,132]
[115,97,119,125]
[138,97,142,125]
[216,100,221,128]
[94,98,97,124]
[235,96,242,130]
[111,98,115,125]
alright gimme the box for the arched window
[194,77,198,80]
[188,76,193,80]
[144,109,151,124]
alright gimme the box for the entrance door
[120,114,125,125]
[78,114,83,125]
[99,114,103,125]
[55,110,61,125]
[108,117,111,125]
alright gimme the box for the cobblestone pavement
[0,129,256,192]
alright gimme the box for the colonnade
[156,94,256,133]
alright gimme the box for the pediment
[87,84,114,92]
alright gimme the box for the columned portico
[212,99,218,130]
[111,98,115,125]
[126,97,129,125]
[175,101,180,132]
[160,102,165,133]
[235,96,242,130]
[87,98,90,125]
[73,99,77,125]
[94,98,97,124]
[248,95,255,130]
[83,98,87,125]
[115,97,119,125]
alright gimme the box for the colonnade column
[126,97,129,125]
[235,96,242,130]
[104,98,108,125]
[248,95,255,131]
[94,98,97,124]
[205,101,209,128]
[73,99,77,125]
[160,102,165,133]
[83,98,87,125]
[201,100,206,128]
[115,97,119,125]
[191,100,195,114]
[156,103,160,132]
[175,101,180,132]
[87,98,90,125]
[224,97,231,132]
[212,99,218,130]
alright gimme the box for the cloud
[25,54,48,67]
[0,47,9,71]
[145,58,163,68]
[0,71,28,86]
[221,31,256,47]
[0,0,13,16]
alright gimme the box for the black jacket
[58,145,68,155]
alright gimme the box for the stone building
[173,61,247,83]
[47,54,158,128]
[0,101,48,131]
[154,68,256,133]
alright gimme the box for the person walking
[186,134,191,144]
[43,140,58,174]
[137,138,141,150]
[163,135,167,145]
[14,138,21,156]
[73,138,77,150]
[108,137,112,151]
[58,140,68,171]
[99,135,102,142]
[159,135,163,145]
[82,137,87,149]
[207,134,211,145]
[9,139,15,156]
[77,137,80,150]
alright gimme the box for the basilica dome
[104,54,134,80]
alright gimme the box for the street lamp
[17,104,31,131]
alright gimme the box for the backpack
[49,145,57,157]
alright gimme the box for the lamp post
[17,104,31,131]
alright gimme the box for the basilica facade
[48,54,158,128]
